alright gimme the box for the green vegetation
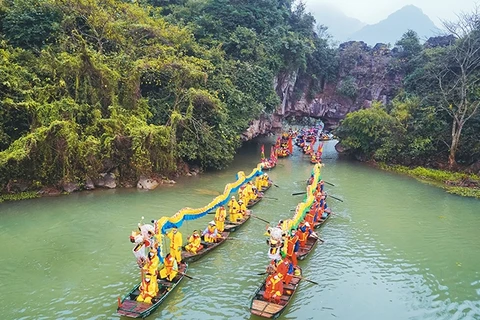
[336,17,480,170]
[0,0,336,196]
[380,164,480,199]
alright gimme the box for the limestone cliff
[284,41,403,130]
[243,40,404,137]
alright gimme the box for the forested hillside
[0,0,334,193]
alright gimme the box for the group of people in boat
[261,178,330,303]
[181,173,271,253]
[136,225,183,303]
[275,132,294,157]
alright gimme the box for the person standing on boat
[159,253,178,282]
[228,196,240,222]
[296,222,309,248]
[263,273,284,303]
[136,272,159,304]
[185,230,203,254]
[166,227,183,264]
[284,230,299,267]
[202,221,219,243]
[143,248,160,276]
[214,205,227,232]
[276,253,294,285]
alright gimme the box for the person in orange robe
[284,230,298,267]
[263,273,284,303]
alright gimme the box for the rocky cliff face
[284,41,403,130]
[244,40,405,137]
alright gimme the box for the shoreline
[377,163,480,199]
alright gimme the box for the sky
[304,0,478,26]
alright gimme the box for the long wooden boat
[181,231,230,263]
[247,194,263,208]
[313,211,331,229]
[116,262,188,318]
[261,182,272,193]
[296,235,319,261]
[250,268,302,319]
[224,210,251,232]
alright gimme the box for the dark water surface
[0,138,479,320]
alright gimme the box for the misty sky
[304,0,478,26]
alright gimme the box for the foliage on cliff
[0,0,331,190]
[336,12,480,171]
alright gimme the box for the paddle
[256,272,320,286]
[292,191,306,196]
[328,195,344,202]
[250,214,270,224]
[262,196,279,200]
[178,271,196,280]
[292,274,320,285]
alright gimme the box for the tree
[432,8,480,167]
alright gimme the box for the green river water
[0,137,479,320]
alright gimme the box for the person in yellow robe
[236,199,247,221]
[228,196,240,222]
[166,227,183,264]
[159,253,178,281]
[214,205,227,232]
[142,249,160,276]
[202,221,220,243]
[185,230,203,254]
[136,272,158,304]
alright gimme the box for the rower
[236,199,247,221]
[136,271,158,304]
[159,253,178,282]
[185,230,203,254]
[202,221,220,243]
[263,273,284,303]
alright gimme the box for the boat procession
[117,125,336,319]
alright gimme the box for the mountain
[306,4,366,42]
[348,5,440,45]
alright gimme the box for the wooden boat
[224,211,251,232]
[116,262,188,318]
[296,235,319,261]
[313,211,331,229]
[181,231,230,263]
[261,182,272,193]
[247,194,263,208]
[250,268,302,319]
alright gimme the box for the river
[0,137,479,320]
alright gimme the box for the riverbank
[379,163,480,199]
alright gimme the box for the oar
[324,181,335,187]
[292,274,320,285]
[257,272,320,286]
[250,214,270,224]
[328,195,344,202]
[292,191,306,196]
[178,271,196,280]
[262,196,279,200]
